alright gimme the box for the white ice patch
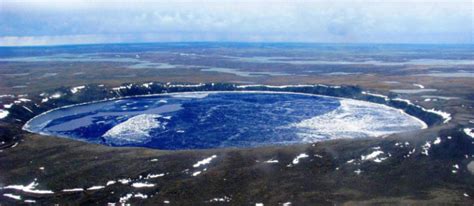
[3,193,21,200]
[166,83,205,88]
[421,141,431,156]
[193,155,217,168]
[119,193,133,203]
[452,164,460,174]
[433,137,442,144]
[70,85,86,94]
[361,91,389,101]
[62,188,84,192]
[102,114,164,145]
[50,93,62,99]
[2,179,54,194]
[87,185,105,190]
[236,84,314,89]
[404,148,416,158]
[145,173,165,179]
[361,150,387,163]
[142,82,153,88]
[464,128,474,138]
[392,97,451,124]
[134,193,148,199]
[0,109,9,119]
[292,153,309,164]
[118,178,131,184]
[424,108,451,123]
[22,106,33,113]
[413,84,425,89]
[131,182,155,188]
[264,159,279,164]
[192,171,202,176]
[18,98,31,102]
[209,196,231,202]
[292,99,426,141]
[171,92,209,99]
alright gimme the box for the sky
[0,0,472,46]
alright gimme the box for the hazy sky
[0,0,472,46]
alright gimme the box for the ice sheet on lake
[292,99,426,141]
[170,92,209,99]
[102,114,164,145]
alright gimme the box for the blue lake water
[24,92,426,150]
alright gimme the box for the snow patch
[119,193,133,203]
[392,97,451,123]
[87,185,105,190]
[70,85,86,94]
[131,182,155,188]
[3,193,21,200]
[354,169,362,175]
[264,159,279,164]
[421,141,431,156]
[145,173,165,179]
[22,106,33,113]
[134,193,148,199]
[50,93,62,99]
[292,153,309,164]
[208,196,231,202]
[413,84,425,89]
[0,109,9,119]
[193,155,217,168]
[464,128,474,138]
[106,180,116,186]
[3,179,54,194]
[118,178,131,184]
[361,150,387,163]
[361,91,389,101]
[62,188,84,192]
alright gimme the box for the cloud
[0,0,472,46]
[0,35,126,47]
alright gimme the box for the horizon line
[1,41,473,48]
